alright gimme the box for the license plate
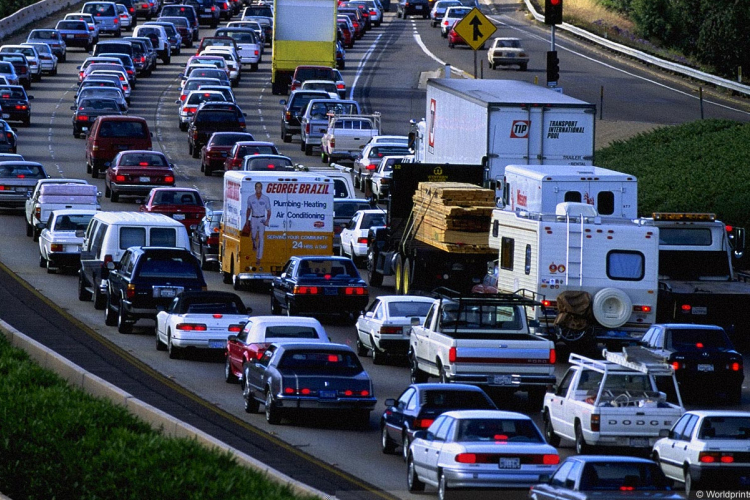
[698,364,714,372]
[1,114,8,118]
[319,390,336,399]
[159,288,176,298]
[204,7,211,12]
[139,176,150,182]
[324,287,338,295]
[116,144,129,150]
[499,458,520,469]
[173,214,186,220]
[15,187,27,192]
[492,375,512,386]
[630,438,649,447]
[692,306,708,315]
[208,340,225,349]
[415,5,422,8]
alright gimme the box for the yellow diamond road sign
[453,8,496,51]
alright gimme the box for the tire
[543,410,561,446]
[156,331,167,351]
[490,62,496,70]
[104,294,117,326]
[167,332,181,359]
[104,183,111,198]
[179,121,187,132]
[38,253,46,268]
[222,270,233,284]
[367,249,383,286]
[592,287,632,328]
[394,255,404,294]
[304,143,313,156]
[727,383,743,405]
[73,129,80,139]
[397,10,402,18]
[32,228,40,242]
[192,144,200,159]
[684,468,697,495]
[111,191,119,203]
[286,303,297,317]
[371,338,385,365]
[406,454,425,491]
[26,220,32,237]
[300,139,306,151]
[117,300,132,334]
[321,151,328,163]
[224,356,238,383]
[94,285,106,310]
[402,434,411,462]
[409,353,428,384]
[243,380,260,413]
[356,335,369,356]
[78,274,92,301]
[265,390,282,424]
[520,63,528,71]
[575,422,590,454]
[438,471,454,500]
[270,295,281,315]
[251,63,258,71]
[448,42,454,49]
[46,259,56,274]
[381,425,397,454]
[91,166,98,179]
[402,258,413,295]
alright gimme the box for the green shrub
[0,336,315,500]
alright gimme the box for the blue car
[26,29,67,62]
[54,20,94,51]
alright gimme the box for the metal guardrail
[521,0,750,97]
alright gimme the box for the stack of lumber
[412,182,495,252]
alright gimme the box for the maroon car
[199,131,255,176]
[139,187,206,233]
[104,150,175,203]
[222,140,279,172]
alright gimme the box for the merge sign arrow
[453,8,497,51]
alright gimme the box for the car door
[534,459,574,500]
[358,298,379,348]
[227,318,252,374]
[426,416,454,483]
[340,212,359,252]
[156,296,180,341]
[245,343,276,395]
[657,413,694,480]
[547,368,576,440]
[272,259,295,308]
[384,386,415,443]
[108,249,132,308]
[412,415,447,479]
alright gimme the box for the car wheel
[448,42,454,49]
[192,145,200,159]
[684,468,697,495]
[204,165,213,176]
[367,249,383,286]
[179,121,187,132]
[38,253,46,268]
[73,128,80,139]
[222,270,233,284]
[251,63,258,71]
[270,295,281,315]
[26,220,32,237]
[104,183,111,198]
[243,379,260,413]
[321,151,328,163]
[155,330,167,351]
[94,285,106,310]
[728,383,743,405]
[111,190,119,203]
[286,303,297,317]
[265,390,282,424]
[527,387,546,411]
[371,337,384,365]
[117,300,132,334]
[575,421,590,454]
[356,335,368,356]
[397,10,402,17]
[438,471,454,500]
[46,258,56,274]
[406,454,425,491]
[409,354,428,384]
[543,410,561,446]
[304,143,313,156]
[520,63,528,71]
[78,274,92,301]
[381,425,397,454]
[200,248,210,271]
[224,355,238,383]
[104,293,117,326]
[402,434,411,462]
[32,227,40,242]
[91,166,98,179]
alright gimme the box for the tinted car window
[99,121,148,138]
[0,164,44,178]
[138,255,200,279]
[119,152,167,166]
[580,462,669,490]
[211,133,252,145]
[278,349,362,375]
[57,21,88,30]
[456,418,542,443]
[119,227,146,249]
[667,328,732,351]
[83,3,117,16]
[243,156,292,170]
[150,228,178,246]
[422,390,493,408]
[297,259,359,278]
[388,301,433,317]
[195,110,240,123]
[369,146,412,158]
[264,326,319,339]
[334,201,371,218]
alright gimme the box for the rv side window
[598,191,615,215]
[564,191,581,203]
[525,244,531,275]
[500,237,514,271]
[120,227,146,250]
[606,250,644,281]
[150,227,178,247]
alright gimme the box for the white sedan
[155,291,251,359]
[652,410,750,494]
[38,209,97,274]
[355,295,434,364]
[407,410,560,496]
[339,209,386,265]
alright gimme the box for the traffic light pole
[550,24,555,51]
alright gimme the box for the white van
[78,212,190,309]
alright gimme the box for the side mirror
[103,162,111,168]
[411,317,420,326]
[150,132,154,137]
[384,398,395,406]
[280,272,286,279]
[228,335,238,342]
[174,99,180,104]
[413,430,427,441]
[169,163,175,169]
[35,222,45,229]
[659,429,671,438]
[279,99,286,105]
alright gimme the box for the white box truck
[413,79,596,191]
[220,171,334,288]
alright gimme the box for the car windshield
[335,201,370,218]
[184,298,246,314]
[698,416,750,440]
[0,163,45,178]
[137,256,199,279]
[579,462,670,491]
[264,326,320,339]
[667,328,733,351]
[369,146,411,158]
[422,390,493,409]
[119,153,166,166]
[53,214,94,232]
[455,418,543,443]
[388,301,432,318]
[80,99,120,111]
[360,213,386,229]
[278,349,363,375]
[297,259,359,278]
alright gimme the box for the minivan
[81,2,122,37]
[78,211,191,309]
[85,115,152,178]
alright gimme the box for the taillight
[211,5,216,10]
[380,326,401,334]
[103,254,113,266]
[164,175,175,184]
[414,418,433,429]
[357,237,368,244]
[699,452,734,463]
[50,244,63,252]
[126,283,136,299]
[77,114,88,121]
[448,347,456,363]
[176,323,208,331]
[184,106,197,113]
[34,207,40,218]
[294,286,320,294]
[344,287,366,295]
[671,361,681,370]
[680,304,691,312]
[192,130,198,140]
[336,83,345,89]
[549,349,556,364]
[115,175,126,182]
[455,453,477,464]
[731,361,743,371]
[365,164,377,170]
[633,305,652,312]
[305,123,310,134]
[329,138,335,147]
[227,324,242,332]
[590,414,600,432]
[180,94,187,101]
[285,111,291,120]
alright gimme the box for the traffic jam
[1,0,750,497]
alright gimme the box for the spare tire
[592,288,632,328]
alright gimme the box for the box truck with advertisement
[411,79,596,194]
[220,171,334,289]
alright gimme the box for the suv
[105,247,207,333]
[279,89,329,142]
[186,0,220,28]
[187,101,247,158]
[132,24,171,63]
[160,5,200,40]
[397,0,430,19]
[85,115,153,177]
[81,2,122,36]
[78,211,191,310]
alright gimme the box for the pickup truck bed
[321,113,380,164]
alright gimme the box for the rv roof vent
[556,202,599,218]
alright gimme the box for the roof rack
[603,346,674,375]
[432,287,543,308]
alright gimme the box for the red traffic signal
[545,0,563,25]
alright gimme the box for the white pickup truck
[543,347,685,454]
[320,113,381,164]
[408,288,557,410]
[25,180,99,241]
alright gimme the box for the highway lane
[3,4,750,499]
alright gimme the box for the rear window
[237,145,280,157]
[211,133,252,146]
[53,214,95,232]
[56,21,87,30]
[97,120,149,138]
[195,110,239,123]
[120,227,146,249]
[0,88,27,100]
[184,298,245,314]
[387,301,432,318]
[29,31,57,40]
[290,93,326,112]
[333,179,350,198]
[83,3,116,16]
[150,227,178,246]
[223,32,255,43]
[369,146,411,158]
[296,68,335,81]
[666,328,732,351]
[361,213,386,229]
[152,190,200,205]
[422,390,493,409]
[278,350,362,374]
[308,101,358,118]
[264,326,320,339]
[0,163,45,178]
[119,152,166,166]
[334,201,370,218]
[296,259,359,278]
[579,462,669,491]
[80,99,119,111]
[137,255,199,279]
[243,157,293,171]
[455,418,543,443]
[188,92,226,105]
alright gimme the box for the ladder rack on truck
[603,346,674,376]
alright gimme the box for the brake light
[227,324,242,332]
[549,349,556,364]
[365,164,377,170]
[126,283,136,299]
[357,237,368,244]
[699,452,733,463]
[414,418,434,429]
[103,254,113,266]
[294,286,320,294]
[590,414,600,432]
[671,361,681,370]
[176,323,208,331]
[449,346,456,363]
[50,243,63,252]
[211,5,216,10]
[380,326,401,334]
[731,361,742,371]
[542,454,560,465]
[180,94,187,101]
[455,453,477,464]
[115,175,126,182]
[680,304,691,312]
[77,114,88,121]
[344,287,366,295]
[336,83,345,89]
[305,123,310,134]
[114,18,119,23]
[185,106,197,113]
[164,175,175,184]
[633,305,652,312]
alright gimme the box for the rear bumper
[288,294,369,315]
[275,395,376,411]
[47,252,82,268]
[447,372,557,388]
[110,183,170,196]
[443,466,557,489]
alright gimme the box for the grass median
[0,334,315,500]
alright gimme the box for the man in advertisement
[241,181,271,266]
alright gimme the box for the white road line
[411,25,471,78]
[349,33,384,99]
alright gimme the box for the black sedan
[242,342,376,427]
[0,119,17,153]
[270,256,369,322]
[70,98,123,138]
[0,85,32,126]
[190,203,222,270]
[381,383,497,461]
[639,323,744,404]
[528,456,681,499]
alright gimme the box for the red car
[336,19,354,48]
[448,23,485,49]
[139,187,206,233]
[200,131,255,176]
[222,141,279,171]
[104,150,174,203]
